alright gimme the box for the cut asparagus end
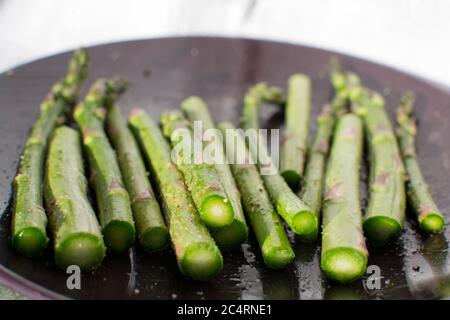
[321,247,367,283]
[102,220,136,254]
[363,216,402,246]
[280,170,301,190]
[141,226,169,253]
[181,243,223,281]
[12,227,48,257]
[292,210,319,241]
[262,245,295,269]
[212,219,248,250]
[420,214,445,234]
[200,195,234,229]
[55,233,106,271]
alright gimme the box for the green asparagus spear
[106,104,168,252]
[160,110,234,230]
[129,109,223,281]
[332,62,406,246]
[240,83,318,241]
[218,122,294,268]
[358,90,406,245]
[280,74,311,188]
[240,82,284,131]
[321,114,368,283]
[74,79,135,253]
[396,93,445,234]
[44,126,105,271]
[300,95,347,215]
[11,49,89,257]
[300,103,336,215]
[181,97,248,249]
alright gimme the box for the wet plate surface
[0,37,449,299]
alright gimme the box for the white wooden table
[1,0,449,87]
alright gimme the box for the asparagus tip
[321,247,367,283]
[212,220,248,250]
[420,214,445,234]
[200,195,235,229]
[12,227,48,257]
[292,210,319,241]
[55,233,106,272]
[141,226,170,253]
[180,96,207,111]
[102,220,136,254]
[181,243,223,281]
[262,245,295,269]
[128,108,146,121]
[363,216,402,246]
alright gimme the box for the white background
[1,0,449,87]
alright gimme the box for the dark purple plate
[0,37,449,300]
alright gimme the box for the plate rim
[3,35,449,95]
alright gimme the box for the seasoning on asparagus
[218,122,294,268]
[74,78,135,254]
[160,110,234,230]
[332,61,406,246]
[44,126,105,271]
[280,74,311,188]
[181,96,248,249]
[106,104,168,252]
[300,102,336,215]
[396,93,445,234]
[240,83,318,241]
[11,48,89,257]
[321,114,368,283]
[129,109,223,280]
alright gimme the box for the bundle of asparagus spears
[9,48,445,284]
